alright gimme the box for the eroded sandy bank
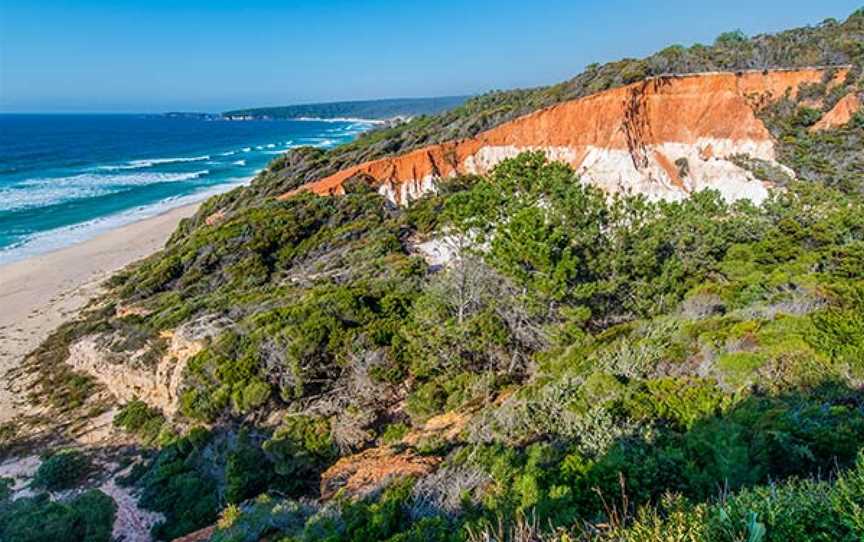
[0,203,200,423]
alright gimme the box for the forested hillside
[2,9,864,542]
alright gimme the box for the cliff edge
[285,67,852,205]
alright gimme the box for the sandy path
[100,473,165,542]
[0,203,200,424]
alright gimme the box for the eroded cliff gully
[284,68,857,205]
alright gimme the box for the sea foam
[0,176,253,265]
[0,170,209,212]
[99,155,210,171]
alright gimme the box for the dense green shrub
[0,489,117,542]
[32,450,91,492]
[136,428,221,540]
[128,425,310,539]
[585,452,864,542]
[225,430,274,504]
[263,416,338,495]
[380,422,410,444]
[449,382,864,534]
[114,399,166,443]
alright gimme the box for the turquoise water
[0,114,370,264]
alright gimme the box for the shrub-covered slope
[3,9,864,542]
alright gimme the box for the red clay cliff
[284,68,851,205]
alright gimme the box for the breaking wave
[0,177,253,266]
[99,155,210,171]
[0,170,209,212]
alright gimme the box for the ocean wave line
[99,155,211,171]
[0,170,210,212]
[0,176,253,266]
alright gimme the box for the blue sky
[1,0,861,113]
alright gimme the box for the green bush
[32,450,91,492]
[592,451,864,541]
[225,429,274,504]
[380,422,410,444]
[406,380,448,422]
[0,489,117,542]
[717,352,766,387]
[114,399,165,443]
[136,428,220,540]
[263,416,337,495]
[715,29,747,45]
[625,377,728,429]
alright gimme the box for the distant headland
[160,95,469,122]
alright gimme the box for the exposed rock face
[811,92,862,131]
[66,316,226,415]
[285,68,848,205]
[318,411,475,500]
[320,447,441,500]
[204,209,225,226]
[401,410,471,447]
[411,235,460,269]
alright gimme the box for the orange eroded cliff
[283,67,849,204]
[811,92,862,131]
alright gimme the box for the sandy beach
[0,203,200,424]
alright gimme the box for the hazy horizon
[1,0,862,113]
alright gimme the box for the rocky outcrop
[66,316,227,416]
[401,410,471,447]
[318,410,474,500]
[811,92,862,131]
[284,68,849,205]
[319,446,441,500]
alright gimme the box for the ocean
[0,114,371,265]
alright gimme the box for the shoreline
[0,202,200,423]
[0,177,253,268]
[222,115,388,124]
[293,116,386,124]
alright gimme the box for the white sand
[0,203,200,423]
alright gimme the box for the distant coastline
[159,96,468,123]
[156,113,384,124]
[211,114,388,124]
[220,95,468,121]
[279,116,385,124]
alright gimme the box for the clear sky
[1,0,861,113]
